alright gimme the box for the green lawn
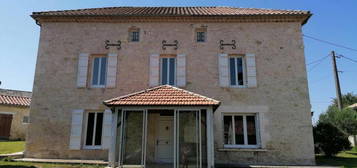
[2,141,357,168]
[316,150,357,168]
[0,160,105,168]
[0,141,25,154]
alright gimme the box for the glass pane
[131,31,139,42]
[123,111,143,165]
[223,116,233,144]
[247,116,257,145]
[92,58,100,85]
[229,58,236,86]
[234,116,244,145]
[94,113,103,145]
[179,111,199,168]
[99,57,107,85]
[116,111,122,165]
[197,32,205,42]
[201,110,207,167]
[237,58,244,85]
[161,58,168,85]
[169,58,175,85]
[85,113,95,146]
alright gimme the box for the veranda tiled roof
[0,95,31,107]
[32,7,310,17]
[104,85,220,106]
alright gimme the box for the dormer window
[129,27,140,42]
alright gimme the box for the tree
[314,122,351,157]
[319,106,357,135]
[331,92,357,109]
[319,92,357,136]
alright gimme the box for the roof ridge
[166,85,220,104]
[32,6,310,15]
[104,85,165,104]
[1,94,31,98]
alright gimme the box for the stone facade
[0,89,31,140]
[26,18,315,165]
[0,105,29,140]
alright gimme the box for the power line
[303,34,357,53]
[307,55,329,65]
[308,55,329,72]
[340,55,357,64]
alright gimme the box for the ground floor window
[84,112,104,149]
[223,113,259,148]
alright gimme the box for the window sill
[90,85,106,88]
[83,146,103,150]
[218,148,267,152]
[228,85,247,88]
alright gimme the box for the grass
[3,140,357,168]
[0,160,105,168]
[316,150,357,168]
[0,141,104,168]
[0,141,25,154]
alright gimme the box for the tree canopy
[318,92,357,135]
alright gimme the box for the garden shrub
[314,122,351,156]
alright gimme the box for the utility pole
[331,51,343,110]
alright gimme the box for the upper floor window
[91,56,107,87]
[223,114,259,148]
[229,56,245,86]
[197,31,206,42]
[160,57,176,85]
[84,112,104,149]
[195,27,207,42]
[129,27,140,42]
[22,116,30,124]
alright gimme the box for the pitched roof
[31,7,311,25]
[32,7,310,17]
[0,95,31,107]
[104,85,220,106]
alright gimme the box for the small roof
[104,85,220,106]
[0,95,31,107]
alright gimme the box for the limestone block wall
[0,105,29,140]
[26,21,314,165]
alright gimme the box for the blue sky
[0,0,356,123]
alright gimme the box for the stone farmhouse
[0,89,31,140]
[27,7,315,167]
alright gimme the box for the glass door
[176,110,207,168]
[119,110,146,167]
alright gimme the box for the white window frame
[228,56,247,88]
[83,111,104,149]
[222,113,260,149]
[160,57,177,85]
[91,56,107,88]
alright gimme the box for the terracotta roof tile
[104,85,220,106]
[32,6,310,17]
[0,95,31,107]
